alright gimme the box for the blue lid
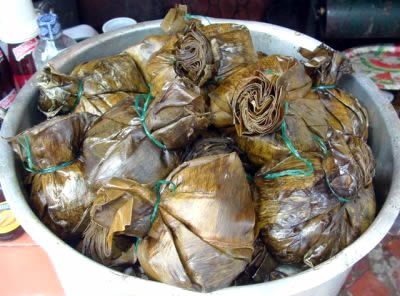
[37,13,61,40]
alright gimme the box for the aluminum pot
[1,19,400,296]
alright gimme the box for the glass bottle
[0,47,17,112]
[33,12,76,71]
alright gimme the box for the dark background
[32,0,400,51]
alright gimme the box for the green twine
[135,180,177,252]
[18,136,75,174]
[71,79,84,111]
[134,93,167,150]
[312,135,328,155]
[312,135,350,203]
[325,176,350,203]
[264,102,314,180]
[312,84,336,91]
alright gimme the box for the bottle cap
[0,0,39,44]
[38,13,61,40]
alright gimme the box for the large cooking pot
[1,18,400,296]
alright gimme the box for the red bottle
[0,48,17,110]
[7,38,38,91]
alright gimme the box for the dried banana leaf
[145,36,179,97]
[299,44,352,86]
[137,153,255,291]
[161,4,190,35]
[144,79,209,149]
[183,136,237,161]
[73,91,133,116]
[9,112,96,168]
[210,55,311,129]
[255,133,376,266]
[318,88,369,140]
[175,23,216,86]
[30,160,94,239]
[322,131,375,199]
[235,100,327,167]
[82,178,154,265]
[83,97,180,188]
[9,113,97,239]
[234,239,278,285]
[38,54,148,117]
[124,35,170,83]
[174,22,257,86]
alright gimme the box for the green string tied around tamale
[133,91,167,150]
[263,102,314,180]
[17,135,75,174]
[313,134,350,203]
[71,79,84,111]
[135,180,177,252]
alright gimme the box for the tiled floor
[0,217,399,295]
[0,232,64,296]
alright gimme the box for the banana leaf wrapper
[255,145,376,266]
[210,55,311,129]
[160,4,192,35]
[83,98,180,188]
[183,136,237,161]
[145,36,179,97]
[144,79,209,149]
[235,99,329,167]
[73,91,133,116]
[299,44,352,87]
[38,54,149,117]
[82,178,154,265]
[234,239,278,285]
[323,131,375,199]
[174,22,257,86]
[124,35,170,83]
[9,113,98,239]
[137,153,256,291]
[317,88,369,140]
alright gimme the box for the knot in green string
[18,136,75,174]
[135,180,177,252]
[264,102,314,180]
[312,84,336,91]
[134,93,167,150]
[71,79,84,111]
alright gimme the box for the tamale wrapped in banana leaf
[82,178,153,265]
[83,97,180,188]
[210,55,311,130]
[144,79,209,149]
[82,153,255,290]
[73,91,133,116]
[136,152,255,291]
[38,53,148,117]
[255,131,376,266]
[9,113,97,239]
[300,45,368,140]
[124,35,170,83]
[145,5,257,95]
